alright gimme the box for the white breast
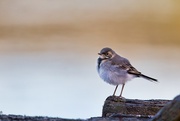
[98,60,135,85]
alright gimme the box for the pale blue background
[0,0,180,119]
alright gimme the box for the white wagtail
[97,47,158,97]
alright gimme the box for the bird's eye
[105,53,109,56]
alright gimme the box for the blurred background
[0,0,180,119]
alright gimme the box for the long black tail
[140,74,158,82]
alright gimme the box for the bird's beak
[98,53,101,55]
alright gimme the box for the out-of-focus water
[0,0,180,119]
[0,40,179,118]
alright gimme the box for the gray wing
[111,55,141,76]
[110,55,158,81]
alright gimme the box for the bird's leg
[119,84,125,97]
[113,85,118,96]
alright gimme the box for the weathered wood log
[0,115,157,121]
[0,114,84,121]
[102,96,170,117]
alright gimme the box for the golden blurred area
[0,0,180,53]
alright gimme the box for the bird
[97,47,158,98]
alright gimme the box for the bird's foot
[118,96,126,100]
[112,94,125,99]
[112,94,116,97]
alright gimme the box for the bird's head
[98,47,115,59]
